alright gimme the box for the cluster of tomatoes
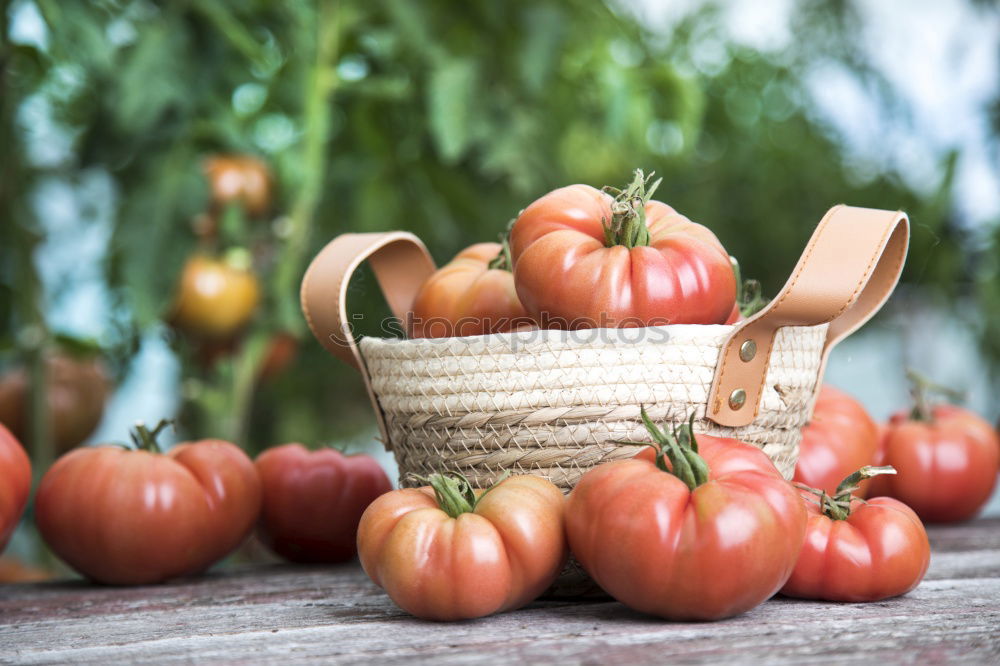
[357,390,997,622]
[0,421,391,584]
[409,170,745,338]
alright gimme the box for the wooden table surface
[1,519,997,665]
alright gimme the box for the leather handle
[300,231,436,441]
[706,205,909,427]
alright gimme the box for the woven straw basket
[301,204,908,591]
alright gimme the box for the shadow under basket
[301,204,910,595]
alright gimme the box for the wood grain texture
[1,519,998,665]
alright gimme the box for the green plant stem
[798,465,897,520]
[906,368,965,422]
[274,0,341,334]
[628,407,710,491]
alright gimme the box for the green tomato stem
[129,419,173,453]
[906,368,965,422]
[601,169,661,249]
[634,407,711,491]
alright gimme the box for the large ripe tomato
[35,421,261,584]
[203,154,273,217]
[782,466,930,601]
[793,385,879,496]
[879,403,999,523]
[0,423,31,554]
[409,242,531,338]
[510,170,736,328]
[566,412,806,620]
[170,255,260,339]
[255,444,392,563]
[357,473,566,620]
[0,353,111,454]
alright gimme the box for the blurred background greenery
[2,0,999,571]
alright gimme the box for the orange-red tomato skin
[794,385,879,496]
[357,475,566,621]
[781,496,930,602]
[566,436,806,620]
[878,405,999,523]
[35,440,261,585]
[255,444,391,563]
[0,424,31,553]
[409,243,530,338]
[510,185,736,328]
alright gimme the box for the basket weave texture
[360,322,828,491]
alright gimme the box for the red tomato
[782,467,930,601]
[35,421,261,584]
[793,385,879,496]
[880,404,999,523]
[255,444,392,563]
[171,255,260,339]
[0,354,111,454]
[409,242,531,338]
[566,413,806,620]
[510,171,735,328]
[203,154,273,217]
[357,473,566,620]
[0,423,31,554]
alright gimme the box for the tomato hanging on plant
[510,170,736,329]
[782,466,930,602]
[876,372,999,523]
[255,444,392,563]
[408,242,531,338]
[170,254,261,339]
[0,423,31,554]
[357,473,566,621]
[793,385,879,496]
[35,420,261,585]
[566,411,806,620]
[203,154,273,218]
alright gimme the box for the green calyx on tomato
[620,409,711,491]
[730,256,769,318]
[799,465,897,520]
[600,169,663,249]
[487,219,517,272]
[417,471,510,519]
[125,419,172,453]
[905,369,965,422]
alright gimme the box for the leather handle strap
[300,231,436,370]
[706,205,909,427]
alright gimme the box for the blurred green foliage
[1,0,998,463]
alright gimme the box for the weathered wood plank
[0,519,997,665]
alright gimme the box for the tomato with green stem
[0,423,31,554]
[510,170,736,329]
[566,411,807,620]
[255,444,392,563]
[35,420,261,584]
[782,466,930,601]
[409,241,531,338]
[876,371,999,523]
[357,472,566,621]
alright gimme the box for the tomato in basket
[409,242,531,338]
[566,411,807,620]
[782,466,930,601]
[510,169,736,329]
[793,385,879,496]
[357,473,566,620]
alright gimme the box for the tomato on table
[35,420,261,585]
[782,466,930,601]
[510,170,736,328]
[256,444,392,563]
[409,242,531,338]
[793,385,879,496]
[566,411,806,620]
[357,473,566,621]
[0,423,31,554]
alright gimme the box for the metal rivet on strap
[739,339,757,362]
[729,388,747,410]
